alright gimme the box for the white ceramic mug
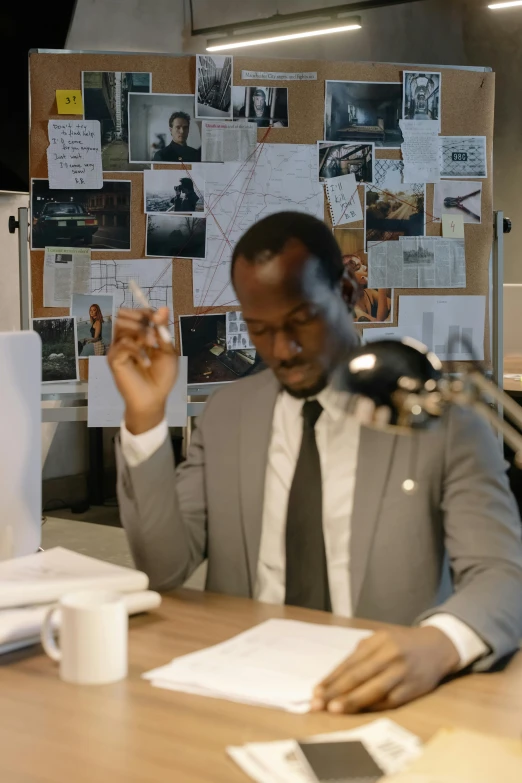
[41,590,128,685]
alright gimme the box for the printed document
[144,618,372,712]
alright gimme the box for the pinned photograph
[365,184,425,244]
[325,81,403,148]
[334,228,393,323]
[403,71,441,125]
[196,54,232,119]
[226,311,254,350]
[439,136,487,178]
[82,71,151,171]
[433,181,482,224]
[144,167,205,215]
[31,179,131,251]
[146,215,207,259]
[318,142,374,183]
[71,293,115,359]
[373,159,404,189]
[32,317,79,383]
[232,86,288,128]
[128,93,201,163]
[179,314,264,384]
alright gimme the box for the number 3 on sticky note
[56,90,84,115]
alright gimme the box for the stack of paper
[0,547,152,654]
[144,618,372,712]
[228,718,423,783]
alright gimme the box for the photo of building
[83,71,151,170]
[318,142,374,183]
[196,55,232,119]
[325,81,403,148]
[403,71,440,123]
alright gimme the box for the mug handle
[41,605,62,662]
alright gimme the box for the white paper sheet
[43,246,91,307]
[398,295,486,361]
[89,258,173,326]
[325,173,362,226]
[144,618,372,712]
[363,326,410,343]
[241,70,317,81]
[399,120,440,184]
[227,719,422,783]
[0,547,148,609]
[225,311,254,350]
[367,238,465,289]
[202,120,257,162]
[47,119,103,189]
[0,590,160,653]
[87,356,187,427]
[194,146,324,307]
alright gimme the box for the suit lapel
[350,425,397,613]
[239,371,280,595]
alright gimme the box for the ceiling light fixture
[206,22,361,52]
[488,1,522,8]
[191,1,427,53]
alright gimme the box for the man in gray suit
[110,212,522,714]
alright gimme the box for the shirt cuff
[421,613,489,671]
[120,419,169,468]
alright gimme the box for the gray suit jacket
[116,370,522,670]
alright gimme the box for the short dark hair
[169,111,191,128]
[231,212,344,287]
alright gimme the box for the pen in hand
[128,279,174,348]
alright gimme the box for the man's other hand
[311,626,460,714]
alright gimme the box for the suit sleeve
[419,404,522,670]
[115,397,215,592]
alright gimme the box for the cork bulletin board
[29,52,494,378]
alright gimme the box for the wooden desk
[0,590,521,783]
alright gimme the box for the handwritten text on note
[47,120,103,190]
[325,173,363,226]
[55,90,84,114]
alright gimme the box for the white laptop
[0,331,42,559]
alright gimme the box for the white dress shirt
[120,387,488,670]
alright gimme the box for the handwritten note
[442,213,465,239]
[47,120,103,189]
[55,90,84,114]
[399,120,440,184]
[325,174,362,226]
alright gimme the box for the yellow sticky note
[55,90,84,115]
[442,213,465,239]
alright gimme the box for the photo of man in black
[239,88,271,127]
[153,111,201,162]
[170,178,199,213]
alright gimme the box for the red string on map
[146,126,273,331]
[146,142,439,332]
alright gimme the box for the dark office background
[0,3,77,192]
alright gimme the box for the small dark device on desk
[296,739,384,783]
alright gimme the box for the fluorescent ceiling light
[206,23,361,52]
[488,1,522,8]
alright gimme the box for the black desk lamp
[344,339,522,493]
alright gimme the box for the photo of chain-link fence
[439,136,487,178]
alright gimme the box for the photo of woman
[334,227,393,323]
[71,293,115,359]
[79,304,106,356]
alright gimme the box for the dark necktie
[285,400,332,612]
